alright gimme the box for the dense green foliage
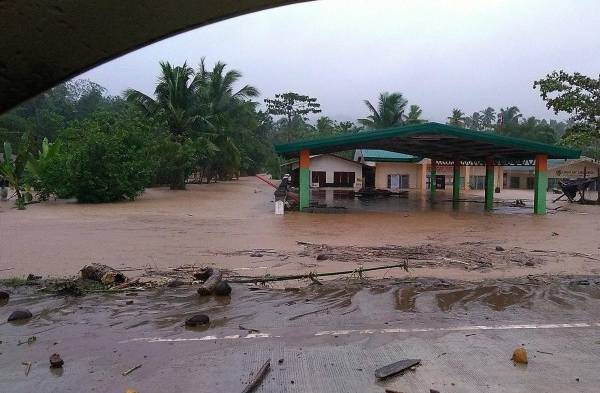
[46,113,156,203]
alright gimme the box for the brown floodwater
[1,177,599,281]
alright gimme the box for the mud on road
[2,276,600,392]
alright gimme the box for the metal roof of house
[275,122,581,165]
[359,149,421,163]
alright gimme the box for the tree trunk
[170,169,186,190]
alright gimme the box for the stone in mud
[49,353,64,368]
[316,254,329,261]
[185,314,209,327]
[512,347,528,364]
[525,261,535,267]
[214,281,232,296]
[495,246,505,251]
[0,290,9,301]
[167,279,185,288]
[8,309,32,322]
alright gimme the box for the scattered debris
[316,254,329,261]
[430,389,441,393]
[22,362,31,376]
[197,268,223,296]
[228,263,411,284]
[278,358,284,365]
[49,353,64,368]
[536,350,554,355]
[185,314,210,327]
[166,279,185,288]
[81,263,127,286]
[17,336,37,346]
[26,274,42,281]
[552,232,559,236]
[512,347,528,364]
[239,325,260,333]
[241,359,271,393]
[525,261,535,267]
[214,281,232,296]
[122,364,142,376]
[250,251,264,258]
[0,290,9,301]
[385,389,404,393]
[8,309,32,322]
[54,281,84,296]
[374,359,421,379]
[495,246,505,251]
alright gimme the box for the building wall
[307,155,363,186]
[504,161,600,190]
[374,162,421,189]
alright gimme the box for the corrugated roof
[274,122,581,164]
[360,149,421,162]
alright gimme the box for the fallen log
[81,263,127,285]
[241,359,270,393]
[227,263,409,284]
[197,268,223,296]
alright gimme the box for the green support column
[534,154,548,215]
[485,158,494,211]
[452,160,461,204]
[299,149,310,210]
[430,159,437,200]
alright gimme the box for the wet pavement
[2,277,600,392]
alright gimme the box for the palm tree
[194,58,259,180]
[480,107,496,130]
[358,92,407,129]
[125,61,206,139]
[447,108,466,127]
[405,105,426,124]
[498,106,522,131]
[464,112,483,130]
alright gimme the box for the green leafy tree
[25,137,61,200]
[534,71,600,131]
[51,114,156,203]
[264,92,321,141]
[0,134,33,209]
[359,92,408,129]
[405,105,425,124]
[447,108,466,127]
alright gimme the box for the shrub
[48,114,156,203]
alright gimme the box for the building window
[387,174,409,189]
[311,171,326,187]
[509,176,520,189]
[469,176,485,190]
[333,172,355,187]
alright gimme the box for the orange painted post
[534,154,548,215]
[299,149,310,210]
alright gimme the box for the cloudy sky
[80,0,599,123]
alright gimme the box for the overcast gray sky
[80,0,599,123]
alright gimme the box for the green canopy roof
[359,149,421,163]
[275,122,580,165]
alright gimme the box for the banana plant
[0,134,32,209]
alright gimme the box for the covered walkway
[275,122,581,214]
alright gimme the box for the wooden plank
[374,359,421,379]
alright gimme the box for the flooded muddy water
[1,177,599,282]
